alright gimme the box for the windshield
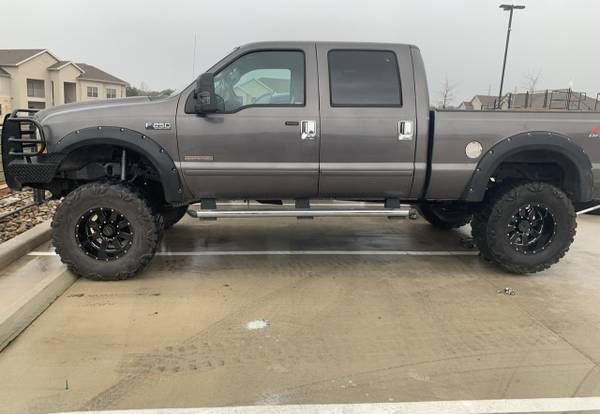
[168,46,242,98]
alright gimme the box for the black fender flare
[55,126,184,203]
[463,131,593,203]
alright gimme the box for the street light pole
[497,4,525,109]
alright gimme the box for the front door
[176,44,319,199]
[316,43,417,198]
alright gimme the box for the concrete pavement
[0,221,75,351]
[0,215,599,413]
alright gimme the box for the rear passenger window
[328,50,402,107]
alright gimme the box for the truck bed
[426,110,600,200]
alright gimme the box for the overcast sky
[1,0,597,105]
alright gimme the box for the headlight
[35,128,47,153]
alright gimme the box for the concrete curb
[0,220,77,351]
[0,268,76,351]
[0,220,52,269]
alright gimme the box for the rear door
[316,43,417,198]
[176,43,319,199]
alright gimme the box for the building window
[328,50,402,107]
[27,101,46,110]
[26,79,45,98]
[87,86,98,98]
[106,88,117,99]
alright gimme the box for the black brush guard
[1,109,50,190]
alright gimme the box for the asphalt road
[0,215,599,413]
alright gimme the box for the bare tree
[438,77,457,109]
[524,71,542,93]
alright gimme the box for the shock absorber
[120,149,126,181]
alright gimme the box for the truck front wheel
[418,203,471,229]
[472,181,576,273]
[52,183,160,281]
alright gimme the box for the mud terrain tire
[472,181,576,273]
[52,183,160,281]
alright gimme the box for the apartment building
[0,49,128,117]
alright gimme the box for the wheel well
[489,149,581,200]
[53,144,167,208]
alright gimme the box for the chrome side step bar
[187,207,418,219]
[576,203,600,215]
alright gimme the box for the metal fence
[482,89,600,111]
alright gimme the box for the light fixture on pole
[497,4,526,109]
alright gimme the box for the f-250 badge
[589,125,600,138]
[145,122,171,130]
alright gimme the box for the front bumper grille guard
[4,109,46,157]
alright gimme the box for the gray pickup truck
[2,41,600,280]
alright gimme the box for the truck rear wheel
[161,205,188,229]
[52,183,160,281]
[472,181,576,273]
[418,203,471,229]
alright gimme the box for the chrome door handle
[301,120,317,140]
[398,120,414,141]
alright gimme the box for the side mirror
[194,73,217,114]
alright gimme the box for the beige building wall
[54,65,81,105]
[0,76,11,116]
[0,96,11,117]
[2,66,18,114]
[7,52,58,109]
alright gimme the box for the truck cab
[177,42,425,201]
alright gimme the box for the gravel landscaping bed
[0,189,60,243]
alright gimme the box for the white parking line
[29,250,479,257]
[55,397,600,414]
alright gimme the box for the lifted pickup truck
[3,42,600,280]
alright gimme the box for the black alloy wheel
[506,203,556,255]
[76,207,134,261]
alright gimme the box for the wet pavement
[0,215,599,413]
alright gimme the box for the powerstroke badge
[145,122,172,130]
[589,125,600,138]
[184,155,214,161]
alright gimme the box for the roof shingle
[0,49,46,66]
[48,60,69,70]
[77,63,127,86]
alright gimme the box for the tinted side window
[213,50,305,113]
[328,50,402,107]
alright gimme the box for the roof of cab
[236,41,419,49]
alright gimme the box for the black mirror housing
[194,73,217,114]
